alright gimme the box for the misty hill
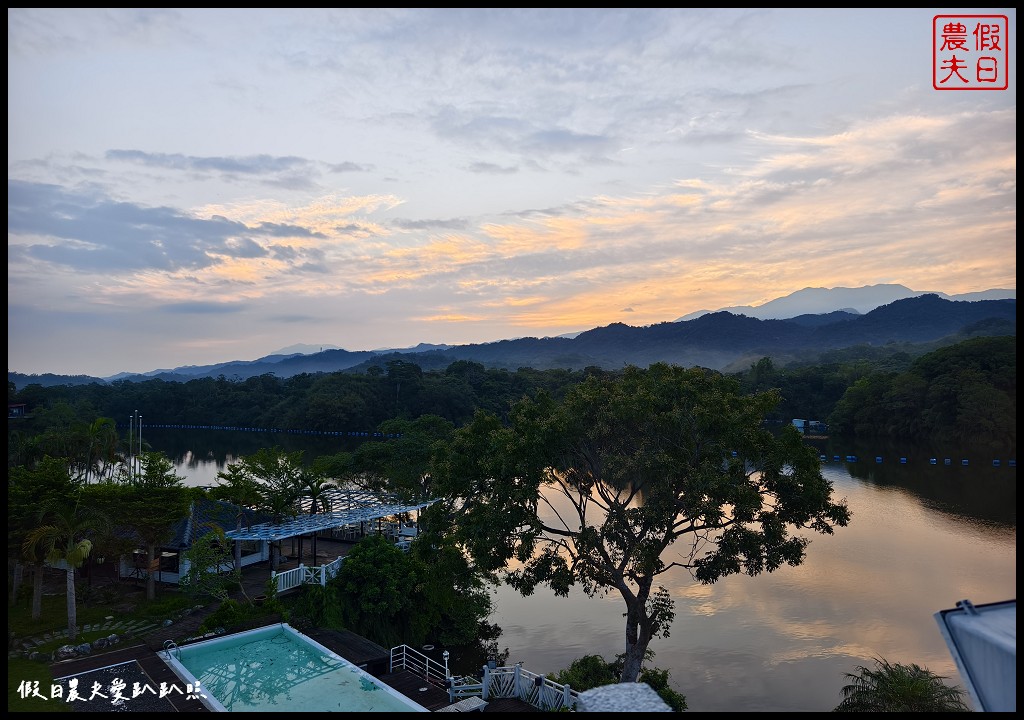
[675,284,1016,321]
[9,294,1015,389]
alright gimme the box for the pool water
[163,624,428,712]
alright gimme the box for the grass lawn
[8,568,199,713]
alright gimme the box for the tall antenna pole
[135,411,142,481]
[128,409,142,482]
[128,412,135,482]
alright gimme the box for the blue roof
[934,598,1016,712]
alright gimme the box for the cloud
[467,162,519,174]
[327,161,371,173]
[7,8,1016,377]
[430,105,616,165]
[159,301,245,314]
[103,149,370,191]
[5,180,342,277]
[391,218,469,231]
[106,149,313,175]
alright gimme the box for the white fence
[481,663,579,711]
[271,554,344,592]
[389,645,579,712]
[272,541,408,593]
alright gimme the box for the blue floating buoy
[962,459,969,466]
[992,460,1000,467]
[846,455,858,462]
[875,456,883,463]
[900,457,907,464]
[833,455,840,462]
[930,458,937,465]
[819,454,827,462]
[1008,459,1016,467]
[944,458,952,466]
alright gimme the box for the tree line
[9,336,1016,456]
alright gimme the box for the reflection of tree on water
[146,428,363,478]
[814,436,1016,528]
[189,629,366,710]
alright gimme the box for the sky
[8,8,1017,378]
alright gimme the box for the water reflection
[146,427,360,486]
[152,429,1016,712]
[807,436,1017,527]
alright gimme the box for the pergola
[222,487,438,542]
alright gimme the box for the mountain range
[8,284,1015,389]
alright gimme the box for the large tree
[110,451,193,600]
[436,363,851,683]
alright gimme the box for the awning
[934,598,1016,712]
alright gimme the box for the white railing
[272,555,345,593]
[271,541,409,593]
[272,565,305,592]
[482,664,578,711]
[389,644,450,686]
[322,555,344,581]
[388,646,579,712]
[448,675,484,701]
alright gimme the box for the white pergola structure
[223,487,440,591]
[223,487,438,544]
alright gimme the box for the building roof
[170,498,272,548]
[934,598,1016,712]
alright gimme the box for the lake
[146,428,1016,712]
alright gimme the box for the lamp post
[443,650,450,678]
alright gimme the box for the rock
[107,634,120,645]
[54,645,78,661]
[92,637,109,650]
[75,643,92,655]
[162,619,174,627]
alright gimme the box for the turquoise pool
[161,623,428,712]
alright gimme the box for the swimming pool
[161,623,429,712]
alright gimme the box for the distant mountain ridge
[675,284,1015,321]
[8,286,1015,389]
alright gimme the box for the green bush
[551,653,688,712]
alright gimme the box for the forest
[8,335,1017,461]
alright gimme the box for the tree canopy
[434,363,851,683]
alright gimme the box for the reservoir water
[148,428,1016,712]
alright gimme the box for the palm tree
[833,657,972,712]
[85,417,121,483]
[22,498,108,641]
[300,469,335,564]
